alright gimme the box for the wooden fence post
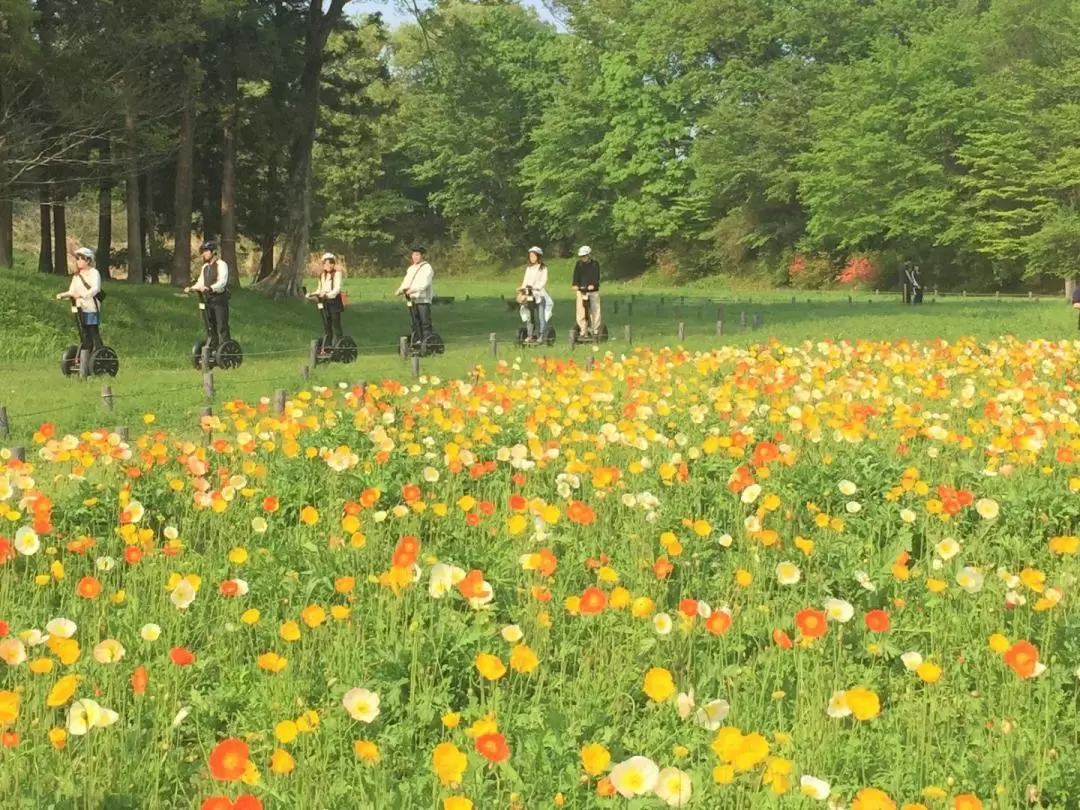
[624,324,632,345]
[200,344,211,374]
[716,320,724,336]
[0,406,9,438]
[740,311,747,331]
[79,349,90,380]
[613,300,620,315]
[116,426,129,442]
[308,340,320,370]
[11,447,25,462]
[203,371,215,401]
[410,354,420,379]
[489,332,498,359]
[399,336,409,362]
[677,322,685,342]
[274,389,287,416]
[101,385,114,411]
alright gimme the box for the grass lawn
[0,256,1076,445]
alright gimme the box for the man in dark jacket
[572,245,601,335]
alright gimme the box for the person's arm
[190,265,207,292]
[396,267,413,295]
[210,261,229,293]
[572,262,581,290]
[57,276,77,300]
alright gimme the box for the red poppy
[123,546,143,565]
[678,598,699,618]
[0,620,8,637]
[579,587,608,616]
[233,796,263,810]
[465,513,481,528]
[170,647,196,666]
[262,495,279,513]
[508,494,528,512]
[0,539,14,565]
[208,737,250,781]
[130,665,149,696]
[219,580,240,598]
[475,732,510,763]
[795,609,827,639]
[200,797,233,810]
[864,609,891,633]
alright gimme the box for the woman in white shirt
[308,252,345,344]
[519,246,553,341]
[396,247,435,342]
[56,247,104,352]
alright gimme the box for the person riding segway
[396,247,444,357]
[571,245,607,344]
[307,252,357,364]
[186,240,243,370]
[516,246,555,347]
[57,247,119,377]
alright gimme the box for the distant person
[56,246,104,352]
[518,246,552,342]
[572,245,601,336]
[396,246,435,344]
[904,263,923,305]
[308,252,344,345]
[185,240,231,348]
[1072,283,1080,327]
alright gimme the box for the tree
[254,0,349,297]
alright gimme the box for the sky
[345,0,558,27]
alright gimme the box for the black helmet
[200,240,218,254]
[410,246,427,256]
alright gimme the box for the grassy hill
[1,251,1076,444]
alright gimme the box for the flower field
[2,337,1079,810]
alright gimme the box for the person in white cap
[56,246,104,352]
[396,246,435,343]
[307,252,345,345]
[572,245,601,336]
[518,246,552,342]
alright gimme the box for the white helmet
[577,245,592,257]
[321,252,336,262]
[75,247,95,264]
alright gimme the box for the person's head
[321,252,337,273]
[200,240,218,263]
[411,246,427,265]
[74,247,95,270]
[578,245,592,262]
[528,246,544,265]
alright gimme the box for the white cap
[321,252,336,262]
[528,246,544,256]
[578,245,592,257]
[75,247,95,263]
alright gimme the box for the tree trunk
[97,139,113,278]
[171,61,197,287]
[0,114,11,268]
[38,186,52,274]
[221,35,239,290]
[1067,277,1077,302]
[142,170,159,283]
[254,0,348,297]
[124,105,143,283]
[52,191,67,275]
[257,157,277,281]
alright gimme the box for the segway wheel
[422,333,445,357]
[335,336,358,364]
[192,340,209,370]
[91,347,120,378]
[216,340,243,370]
[313,336,327,365]
[598,323,610,344]
[516,326,528,347]
[61,346,78,377]
[544,327,557,347]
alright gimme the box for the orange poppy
[76,576,102,599]
[705,609,732,636]
[795,609,827,639]
[457,570,488,601]
[169,647,196,666]
[219,581,240,598]
[678,598,698,618]
[402,483,421,503]
[1,730,19,748]
[579,587,608,616]
[208,737,250,781]
[475,732,510,763]
[567,501,596,526]
[261,495,280,513]
[124,546,143,565]
[864,609,890,633]
[233,795,263,810]
[652,557,674,580]
[1003,640,1039,679]
[772,629,794,649]
[130,665,149,695]
[200,797,233,810]
[360,488,380,508]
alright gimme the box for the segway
[190,292,243,370]
[571,291,609,345]
[60,303,119,378]
[514,287,556,348]
[400,293,445,357]
[310,297,358,365]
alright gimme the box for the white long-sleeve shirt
[521,263,548,294]
[66,268,101,313]
[316,269,343,298]
[194,259,229,294]
[397,261,434,304]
